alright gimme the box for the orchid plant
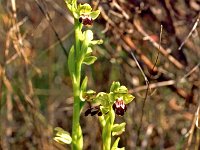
[54,1,134,150]
[85,82,134,150]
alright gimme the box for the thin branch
[131,52,149,145]
[131,52,149,85]
[34,0,68,56]
[180,62,200,81]
[178,14,200,51]
[151,25,163,74]
[132,24,163,145]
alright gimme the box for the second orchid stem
[102,106,115,150]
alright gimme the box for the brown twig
[185,107,198,150]
[133,19,184,69]
[130,62,200,93]
[129,80,175,93]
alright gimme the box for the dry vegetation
[0,0,200,150]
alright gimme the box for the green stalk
[71,19,83,150]
[102,106,115,150]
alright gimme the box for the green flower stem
[74,20,81,59]
[102,106,115,150]
[72,83,82,150]
[71,19,83,150]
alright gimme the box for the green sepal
[81,89,96,102]
[109,81,135,104]
[83,56,97,65]
[68,46,75,76]
[94,92,110,107]
[77,3,100,20]
[54,127,72,145]
[90,10,100,19]
[110,82,121,92]
[78,3,92,15]
[123,94,134,104]
[65,1,100,21]
[115,85,128,93]
[84,90,96,101]
[112,123,126,136]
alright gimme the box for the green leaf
[68,46,75,76]
[112,123,126,136]
[90,10,100,19]
[54,127,72,145]
[83,56,97,65]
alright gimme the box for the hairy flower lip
[85,105,102,116]
[79,15,93,26]
[113,97,127,116]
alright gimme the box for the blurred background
[0,0,200,149]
